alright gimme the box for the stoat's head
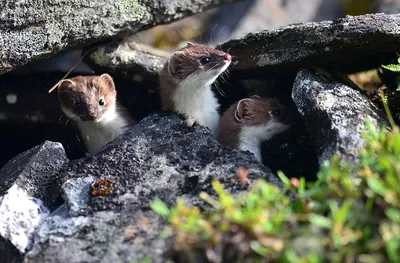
[57,74,117,123]
[218,96,295,148]
[164,42,231,87]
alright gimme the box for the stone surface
[0,141,68,201]
[292,68,389,165]
[220,13,400,78]
[0,141,68,256]
[84,37,167,91]
[0,185,50,253]
[24,113,282,263]
[0,0,240,75]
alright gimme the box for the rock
[0,141,68,200]
[0,185,50,253]
[292,68,389,165]
[220,13,400,78]
[0,141,68,255]
[0,0,241,75]
[84,37,167,91]
[24,113,282,263]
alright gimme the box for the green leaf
[277,171,290,188]
[150,198,170,217]
[309,214,332,228]
[367,177,387,196]
[382,64,400,72]
[386,208,400,223]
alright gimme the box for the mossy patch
[115,0,148,21]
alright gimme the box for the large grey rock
[0,141,68,200]
[220,13,400,78]
[0,141,68,257]
[0,0,240,75]
[25,113,282,263]
[292,68,389,165]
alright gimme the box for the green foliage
[151,120,400,262]
[382,53,400,74]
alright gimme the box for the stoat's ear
[99,73,115,92]
[251,95,261,100]
[187,42,195,47]
[234,98,251,122]
[58,79,75,90]
[167,51,185,77]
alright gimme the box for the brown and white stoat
[57,74,135,153]
[218,96,294,162]
[159,42,232,136]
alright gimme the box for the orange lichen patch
[138,216,150,232]
[235,167,248,184]
[120,228,136,243]
[91,179,112,196]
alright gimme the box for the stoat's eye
[200,57,211,65]
[74,101,81,108]
[270,108,280,116]
[99,98,105,106]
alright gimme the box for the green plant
[151,121,400,262]
[382,53,400,74]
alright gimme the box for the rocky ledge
[1,113,282,263]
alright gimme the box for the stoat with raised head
[159,42,232,136]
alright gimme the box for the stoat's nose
[87,114,97,121]
[224,54,231,61]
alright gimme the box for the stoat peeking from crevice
[218,96,295,162]
[57,74,135,153]
[159,42,232,136]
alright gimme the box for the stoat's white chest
[173,80,220,136]
[77,109,131,153]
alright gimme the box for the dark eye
[200,57,211,65]
[99,99,105,106]
[270,108,280,116]
[74,101,81,108]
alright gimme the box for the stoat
[218,96,294,162]
[159,42,232,136]
[57,74,135,153]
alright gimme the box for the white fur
[62,104,130,153]
[172,62,230,136]
[238,121,290,162]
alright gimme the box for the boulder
[220,13,400,78]
[0,141,68,258]
[292,68,389,165]
[84,38,167,88]
[0,0,240,74]
[23,113,282,263]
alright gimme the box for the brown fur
[218,97,293,147]
[58,74,118,121]
[159,42,231,111]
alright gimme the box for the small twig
[378,88,396,129]
[48,48,94,93]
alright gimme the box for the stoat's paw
[185,116,199,127]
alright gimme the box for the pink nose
[87,114,97,121]
[224,54,231,61]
